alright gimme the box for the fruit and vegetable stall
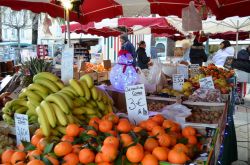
[0,58,237,165]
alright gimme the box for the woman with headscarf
[136,41,151,69]
[120,34,136,66]
[212,40,235,66]
[189,39,207,66]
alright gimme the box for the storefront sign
[190,64,200,77]
[199,76,215,89]
[15,114,30,145]
[61,47,74,83]
[125,84,149,125]
[173,74,184,91]
[177,65,189,79]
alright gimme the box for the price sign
[61,46,74,83]
[199,76,215,89]
[125,84,149,125]
[14,114,30,145]
[177,65,189,79]
[190,64,200,77]
[172,74,184,91]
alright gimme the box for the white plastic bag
[137,59,162,93]
[161,103,192,123]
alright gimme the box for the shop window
[156,43,165,53]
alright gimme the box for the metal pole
[66,9,71,47]
[235,20,239,58]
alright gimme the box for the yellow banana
[27,97,41,107]
[107,104,113,113]
[26,108,37,116]
[80,74,94,88]
[96,89,102,101]
[34,78,60,93]
[85,103,94,109]
[33,72,59,82]
[36,106,51,137]
[90,87,98,100]
[72,107,87,115]
[25,89,43,102]
[12,99,28,107]
[72,116,82,125]
[15,107,28,114]
[79,80,91,100]
[89,100,97,107]
[18,88,28,99]
[62,86,78,96]
[56,92,73,109]
[56,126,66,135]
[45,94,69,114]
[66,113,74,124]
[69,79,84,97]
[28,83,49,95]
[34,90,48,100]
[55,80,65,89]
[50,129,61,137]
[51,103,68,126]
[40,101,57,128]
[76,115,87,121]
[79,97,87,103]
[59,90,74,99]
[96,101,106,111]
[83,107,96,115]
[73,98,85,107]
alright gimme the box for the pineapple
[20,58,52,87]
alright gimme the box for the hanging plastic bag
[182,1,202,31]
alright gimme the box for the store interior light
[61,0,73,10]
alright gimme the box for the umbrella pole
[66,8,71,47]
[235,20,239,58]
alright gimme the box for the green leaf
[177,138,188,145]
[43,143,54,155]
[22,141,36,151]
[159,161,171,165]
[114,153,123,165]
[164,128,171,133]
[42,156,53,165]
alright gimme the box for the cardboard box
[97,71,109,82]
[105,86,126,113]
[103,60,111,70]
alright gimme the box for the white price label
[14,114,30,145]
[199,76,215,89]
[61,46,74,83]
[177,65,189,79]
[190,64,200,77]
[125,84,149,125]
[172,74,184,91]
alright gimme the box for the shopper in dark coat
[237,45,250,60]
[136,41,151,69]
[189,39,207,66]
[120,34,136,66]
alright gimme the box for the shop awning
[61,17,184,39]
[204,0,250,20]
[209,31,250,41]
[0,0,206,25]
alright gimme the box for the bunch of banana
[2,72,64,126]
[35,74,114,137]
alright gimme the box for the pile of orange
[0,113,203,165]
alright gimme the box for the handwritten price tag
[172,74,184,91]
[125,84,149,125]
[177,65,189,79]
[190,64,200,77]
[14,114,30,145]
[199,76,215,89]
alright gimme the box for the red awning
[61,17,184,40]
[0,0,206,25]
[204,0,250,20]
[209,31,250,41]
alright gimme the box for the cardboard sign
[190,64,200,77]
[199,76,215,89]
[177,65,189,79]
[172,74,184,91]
[61,47,74,83]
[125,84,149,125]
[14,114,30,145]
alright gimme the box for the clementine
[1,149,15,163]
[103,136,119,149]
[182,126,196,137]
[54,142,72,157]
[99,120,113,133]
[168,149,187,164]
[63,153,79,165]
[141,154,158,165]
[66,124,80,137]
[152,147,169,161]
[27,159,45,165]
[79,148,95,164]
[101,144,118,162]
[126,144,144,163]
[157,134,171,147]
[120,134,133,147]
[10,151,26,165]
[144,138,159,152]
